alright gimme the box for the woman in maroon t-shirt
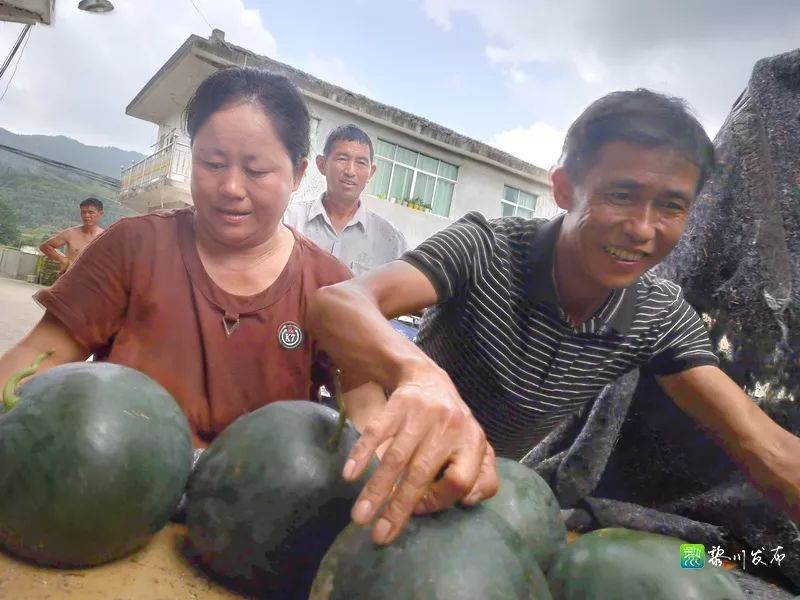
[0,67,384,447]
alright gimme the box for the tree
[0,200,20,247]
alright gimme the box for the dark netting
[523,48,800,597]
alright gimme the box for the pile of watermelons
[0,356,747,599]
[180,373,749,600]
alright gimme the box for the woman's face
[190,101,307,249]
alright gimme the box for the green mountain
[0,129,146,247]
[0,128,146,179]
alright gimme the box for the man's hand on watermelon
[343,365,499,545]
[307,262,500,546]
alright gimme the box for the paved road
[0,276,45,355]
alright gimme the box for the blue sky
[257,1,523,140]
[0,0,798,170]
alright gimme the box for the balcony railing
[120,140,191,196]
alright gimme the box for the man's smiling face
[555,139,700,293]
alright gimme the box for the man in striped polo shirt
[308,89,800,546]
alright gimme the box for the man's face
[317,140,376,204]
[80,205,102,227]
[555,140,700,292]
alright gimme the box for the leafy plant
[0,200,20,246]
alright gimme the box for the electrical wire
[0,24,32,103]
[187,0,213,31]
[0,23,31,78]
[0,143,120,191]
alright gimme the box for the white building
[120,30,559,248]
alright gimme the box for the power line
[0,143,120,191]
[0,24,32,103]
[187,0,213,31]
[0,23,31,79]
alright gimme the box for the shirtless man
[39,197,105,274]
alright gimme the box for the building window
[501,185,538,219]
[368,139,459,218]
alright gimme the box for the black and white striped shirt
[401,212,718,460]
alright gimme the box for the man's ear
[368,163,377,180]
[551,166,576,212]
[315,154,326,176]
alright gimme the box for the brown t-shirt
[35,208,352,447]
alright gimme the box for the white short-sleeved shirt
[284,193,408,276]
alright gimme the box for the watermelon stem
[328,368,347,451]
[2,350,55,412]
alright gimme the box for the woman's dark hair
[561,88,716,194]
[185,66,310,172]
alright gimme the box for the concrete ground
[0,276,45,355]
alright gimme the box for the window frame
[369,138,459,218]
[501,185,539,219]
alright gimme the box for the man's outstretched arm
[307,260,498,546]
[658,365,800,522]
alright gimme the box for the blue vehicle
[320,314,421,403]
[390,314,422,343]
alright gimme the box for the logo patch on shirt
[278,321,304,350]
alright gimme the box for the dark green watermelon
[483,458,567,572]
[310,503,553,600]
[185,400,376,599]
[547,528,746,599]
[0,360,193,567]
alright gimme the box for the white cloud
[486,46,528,84]
[509,67,527,84]
[421,0,800,139]
[0,0,278,152]
[421,0,466,29]
[485,45,508,64]
[488,122,566,171]
[0,2,374,154]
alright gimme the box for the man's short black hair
[561,89,716,194]
[80,197,103,211]
[323,124,374,162]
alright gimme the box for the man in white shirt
[284,124,408,276]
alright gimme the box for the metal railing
[119,140,191,195]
